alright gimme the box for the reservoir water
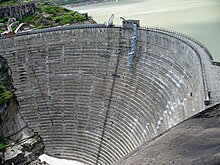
[66,0,220,61]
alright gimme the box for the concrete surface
[0,25,219,164]
[114,104,220,165]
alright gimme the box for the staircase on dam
[0,24,219,165]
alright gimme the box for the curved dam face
[0,26,207,164]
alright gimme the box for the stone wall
[0,26,215,164]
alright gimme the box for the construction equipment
[108,14,114,27]
[128,23,138,68]
[120,17,126,21]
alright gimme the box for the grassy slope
[0,3,87,31]
[19,5,87,29]
[0,0,16,6]
[36,0,89,6]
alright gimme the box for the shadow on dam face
[0,26,212,164]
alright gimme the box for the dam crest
[0,23,220,165]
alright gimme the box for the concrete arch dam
[0,25,219,165]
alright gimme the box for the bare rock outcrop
[0,56,44,164]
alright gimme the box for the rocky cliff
[0,2,37,19]
[0,56,44,164]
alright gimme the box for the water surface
[67,0,220,61]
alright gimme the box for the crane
[120,17,126,21]
[108,14,114,27]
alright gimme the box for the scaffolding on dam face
[128,23,138,68]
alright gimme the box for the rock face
[0,2,37,19]
[4,135,44,165]
[0,56,44,164]
[29,159,50,165]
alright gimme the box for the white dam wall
[0,25,214,164]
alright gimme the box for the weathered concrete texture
[0,26,219,164]
[2,28,121,165]
[95,29,205,164]
[155,28,220,105]
[114,104,220,165]
[187,41,220,105]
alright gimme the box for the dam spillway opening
[0,23,217,165]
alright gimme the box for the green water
[66,0,220,61]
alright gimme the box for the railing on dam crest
[0,23,212,105]
[140,26,211,105]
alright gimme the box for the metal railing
[17,24,106,36]
[139,26,210,105]
[141,26,214,61]
[0,24,211,104]
[0,24,107,39]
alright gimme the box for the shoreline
[64,0,118,8]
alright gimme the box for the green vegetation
[0,0,17,6]
[53,11,87,25]
[0,82,13,105]
[0,29,5,33]
[40,5,69,14]
[0,17,7,33]
[2,75,12,87]
[0,0,91,6]
[0,135,8,152]
[0,0,33,6]
[19,5,87,28]
[0,143,6,151]
[37,0,90,6]
[0,17,7,23]
[0,2,88,32]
